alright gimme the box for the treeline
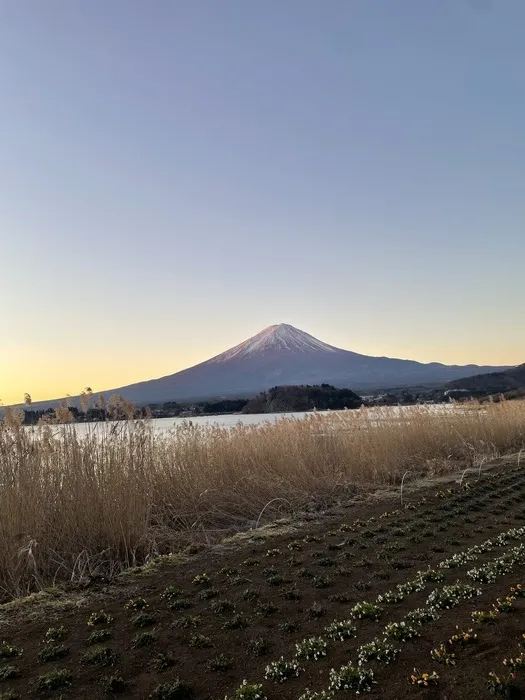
[148,398,248,418]
[22,398,249,424]
[243,384,363,414]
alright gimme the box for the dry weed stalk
[0,401,524,599]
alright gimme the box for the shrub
[87,610,113,626]
[328,664,375,692]
[264,658,300,682]
[225,680,266,700]
[37,668,73,691]
[0,666,21,680]
[207,654,232,672]
[38,643,69,663]
[295,637,328,661]
[149,680,193,699]
[44,626,67,643]
[324,620,357,641]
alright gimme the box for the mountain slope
[19,324,511,409]
[446,363,525,394]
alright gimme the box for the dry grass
[0,401,524,600]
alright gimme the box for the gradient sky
[1,0,524,404]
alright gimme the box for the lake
[57,404,452,438]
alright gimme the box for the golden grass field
[0,401,524,600]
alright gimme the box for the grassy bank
[0,402,524,599]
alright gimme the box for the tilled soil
[1,459,525,699]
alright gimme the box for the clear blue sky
[1,0,524,402]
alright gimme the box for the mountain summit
[209,324,340,362]
[21,324,511,409]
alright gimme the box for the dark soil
[1,457,525,700]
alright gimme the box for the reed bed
[0,401,524,599]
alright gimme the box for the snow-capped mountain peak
[208,323,341,363]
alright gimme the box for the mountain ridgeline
[243,384,363,414]
[16,324,511,410]
[447,363,525,396]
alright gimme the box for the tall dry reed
[0,402,524,599]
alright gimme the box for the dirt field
[1,457,525,699]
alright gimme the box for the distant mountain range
[447,363,525,395]
[17,324,512,410]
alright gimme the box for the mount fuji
[21,324,510,409]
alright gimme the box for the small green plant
[316,557,336,567]
[328,663,375,692]
[161,586,184,601]
[192,573,211,586]
[168,598,194,611]
[242,588,260,603]
[266,548,282,557]
[188,634,212,648]
[225,680,266,700]
[384,621,419,642]
[266,574,285,586]
[295,637,327,661]
[223,614,249,630]
[278,621,297,634]
[243,557,261,566]
[38,643,69,663]
[151,652,176,670]
[230,576,249,586]
[307,602,325,618]
[44,626,67,644]
[37,668,73,691]
[376,589,404,604]
[198,587,219,601]
[329,592,352,603]
[282,587,300,601]
[210,599,235,614]
[132,612,156,627]
[357,638,400,665]
[81,646,117,666]
[264,658,300,682]
[325,619,357,641]
[124,598,148,612]
[430,643,456,665]
[298,691,334,700]
[88,629,112,645]
[418,569,444,583]
[503,653,525,672]
[149,680,193,699]
[350,601,382,620]
[257,602,279,616]
[0,642,22,659]
[88,610,113,626]
[405,608,438,625]
[410,669,439,686]
[175,615,202,629]
[448,628,478,646]
[311,575,331,589]
[0,665,21,680]
[494,596,514,613]
[207,654,232,672]
[427,582,481,611]
[248,637,270,657]
[133,632,155,648]
[487,671,517,697]
[472,610,499,624]
[104,674,127,694]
